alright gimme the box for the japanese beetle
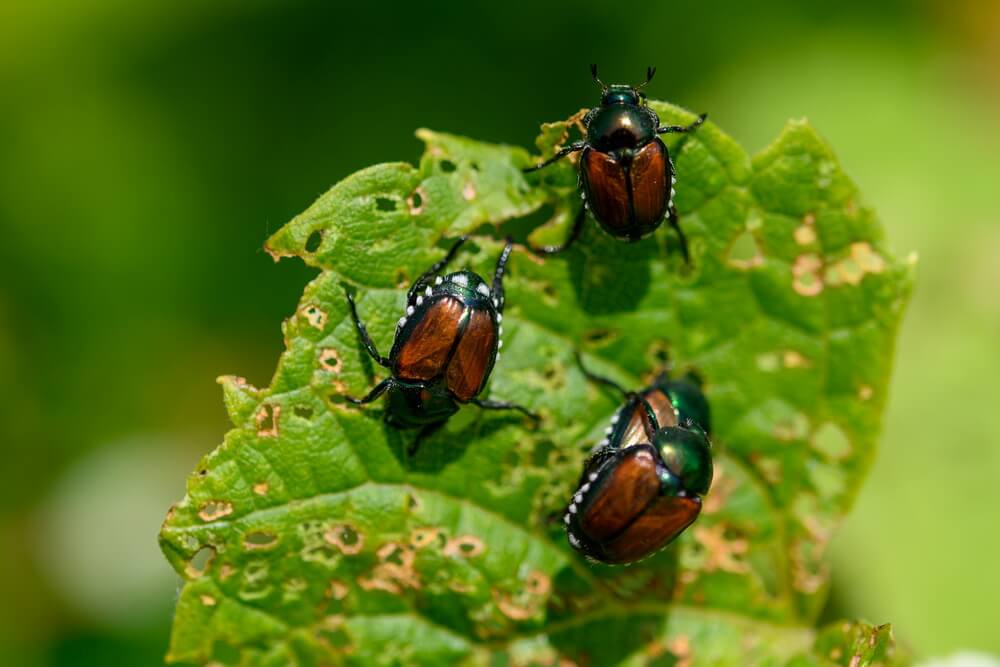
[592,369,711,452]
[563,359,713,564]
[524,65,707,260]
[345,237,537,454]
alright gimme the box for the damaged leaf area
[160,103,912,666]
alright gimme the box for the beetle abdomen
[393,296,464,381]
[599,494,700,564]
[629,139,670,229]
[579,446,662,541]
[582,148,630,231]
[582,139,670,240]
[445,308,496,401]
[569,444,703,564]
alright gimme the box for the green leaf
[160,103,912,666]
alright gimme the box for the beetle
[562,357,713,564]
[589,366,712,452]
[345,236,537,454]
[523,65,707,260]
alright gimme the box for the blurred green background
[1,1,998,664]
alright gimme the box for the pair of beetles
[345,66,712,565]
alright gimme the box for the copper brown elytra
[563,356,713,564]
[524,65,707,260]
[345,237,537,455]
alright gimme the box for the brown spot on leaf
[301,304,328,330]
[693,524,749,574]
[200,594,217,607]
[444,535,485,558]
[492,589,538,621]
[198,501,234,522]
[326,579,348,600]
[783,350,811,369]
[462,182,476,201]
[358,542,421,595]
[525,571,551,596]
[793,254,824,296]
[324,524,364,555]
[409,527,443,550]
[702,464,733,514]
[794,224,817,245]
[319,348,343,374]
[449,580,475,594]
[667,635,693,667]
[858,385,873,400]
[253,481,269,496]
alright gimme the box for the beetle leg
[528,205,586,256]
[656,113,707,135]
[345,289,392,368]
[667,201,691,264]
[408,235,468,301]
[490,237,515,312]
[522,141,587,173]
[470,398,540,422]
[408,420,446,456]
[345,377,392,405]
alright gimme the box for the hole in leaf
[198,501,234,522]
[319,348,343,373]
[256,404,280,437]
[727,230,763,269]
[186,546,215,578]
[647,341,671,367]
[301,305,328,330]
[407,187,426,215]
[305,230,323,253]
[294,405,313,419]
[375,197,396,212]
[470,161,480,171]
[583,328,617,346]
[439,159,457,173]
[812,422,852,460]
[244,531,278,551]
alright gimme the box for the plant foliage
[160,103,912,666]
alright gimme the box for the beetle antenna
[635,66,656,90]
[589,64,607,92]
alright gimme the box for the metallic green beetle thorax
[586,104,657,153]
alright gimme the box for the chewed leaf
[160,103,912,665]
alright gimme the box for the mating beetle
[592,368,711,452]
[563,358,713,564]
[524,65,707,259]
[345,237,536,454]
